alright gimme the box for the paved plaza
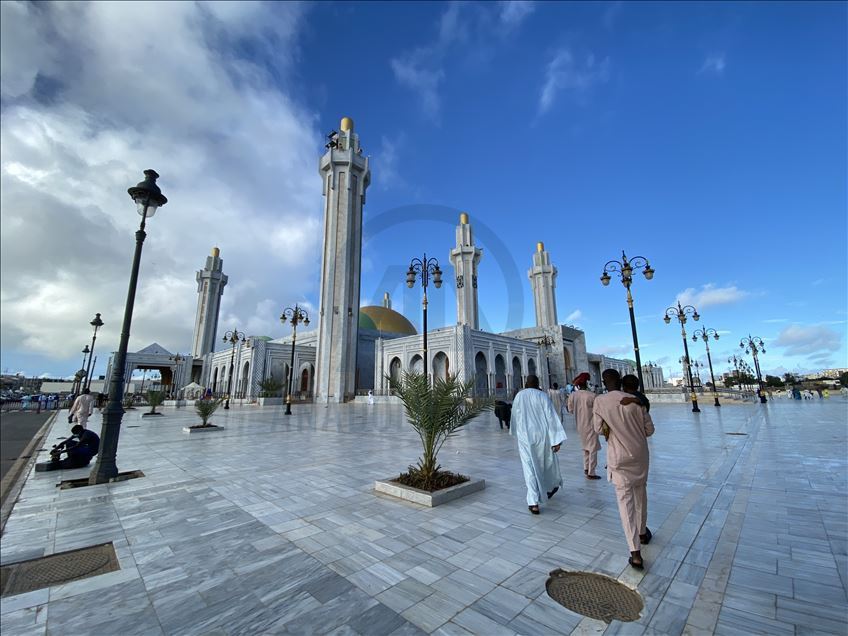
[0,399,846,635]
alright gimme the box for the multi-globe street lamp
[728,354,744,389]
[280,305,309,415]
[600,251,655,391]
[740,335,768,403]
[406,254,443,380]
[84,313,104,390]
[89,170,167,485]
[222,329,246,409]
[664,301,701,413]
[692,327,721,407]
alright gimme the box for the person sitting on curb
[38,425,100,471]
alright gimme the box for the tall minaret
[529,242,558,328]
[192,247,228,358]
[449,212,482,329]
[315,116,371,403]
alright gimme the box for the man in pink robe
[566,372,601,479]
[593,369,655,569]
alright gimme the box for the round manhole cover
[545,569,643,623]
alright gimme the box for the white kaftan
[567,388,600,475]
[69,393,95,429]
[510,388,567,506]
[593,390,655,551]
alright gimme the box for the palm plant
[258,376,283,398]
[194,398,221,427]
[389,372,492,491]
[146,390,165,414]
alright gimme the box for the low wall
[352,395,402,405]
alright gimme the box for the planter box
[182,425,225,434]
[374,477,485,507]
[141,412,164,417]
[257,397,284,406]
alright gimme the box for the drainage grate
[546,569,643,623]
[58,470,145,490]
[1,543,119,597]
[725,432,748,436]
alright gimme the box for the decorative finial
[211,246,220,258]
[340,116,354,132]
[537,242,545,253]
[459,212,469,225]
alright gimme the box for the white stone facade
[449,213,482,330]
[529,242,558,328]
[191,248,227,358]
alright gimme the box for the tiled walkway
[1,399,846,635]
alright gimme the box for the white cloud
[773,324,842,357]
[596,344,632,357]
[375,134,406,190]
[0,2,323,368]
[699,53,726,76]
[762,318,788,324]
[538,49,610,115]
[499,1,535,28]
[564,309,582,324]
[676,283,749,309]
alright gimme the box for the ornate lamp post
[692,327,721,406]
[728,354,744,390]
[73,345,91,395]
[740,335,767,403]
[280,305,309,415]
[222,329,246,409]
[600,251,655,391]
[664,301,701,413]
[89,170,167,485]
[406,254,443,380]
[84,313,104,389]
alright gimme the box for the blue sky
[1,1,845,381]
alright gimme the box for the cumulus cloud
[538,48,610,115]
[1,1,323,371]
[676,283,749,309]
[773,324,842,357]
[699,53,726,75]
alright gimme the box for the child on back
[620,374,651,413]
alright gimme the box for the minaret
[529,242,558,328]
[191,247,228,358]
[383,292,392,309]
[315,116,371,403]
[449,212,483,330]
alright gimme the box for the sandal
[628,556,644,570]
[528,505,540,515]
[547,487,559,500]
[586,474,601,480]
[640,528,652,545]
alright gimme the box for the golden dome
[359,306,416,335]
[459,212,469,225]
[212,246,220,257]
[537,242,545,253]
[340,116,354,132]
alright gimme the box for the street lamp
[73,345,91,395]
[693,327,721,407]
[664,301,701,413]
[84,313,104,389]
[222,329,246,409]
[406,253,443,380]
[600,251,654,391]
[740,334,768,403]
[280,305,309,415]
[89,169,167,485]
[535,334,556,388]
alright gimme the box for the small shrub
[147,390,165,414]
[194,398,222,427]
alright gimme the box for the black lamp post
[535,334,556,388]
[664,301,701,413]
[740,335,768,403]
[89,170,167,485]
[280,305,309,415]
[73,345,91,395]
[222,329,246,409]
[692,327,721,406]
[406,254,443,380]
[84,313,104,390]
[601,251,655,391]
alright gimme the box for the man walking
[511,375,566,515]
[69,388,95,429]
[567,372,601,480]
[593,369,655,569]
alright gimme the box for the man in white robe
[593,368,655,569]
[511,374,567,514]
[566,372,601,479]
[69,388,95,429]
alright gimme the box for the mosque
[104,117,646,402]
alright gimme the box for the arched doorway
[389,357,402,386]
[212,368,219,392]
[563,347,572,383]
[432,352,450,382]
[494,355,507,396]
[300,368,309,393]
[512,356,523,392]
[410,355,424,375]
[475,352,489,396]
[241,361,250,398]
[528,358,537,378]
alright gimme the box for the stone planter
[141,412,164,418]
[182,425,225,434]
[374,477,485,507]
[257,397,284,406]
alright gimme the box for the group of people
[35,388,101,472]
[510,369,655,569]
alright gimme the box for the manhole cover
[545,569,643,623]
[1,543,119,597]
